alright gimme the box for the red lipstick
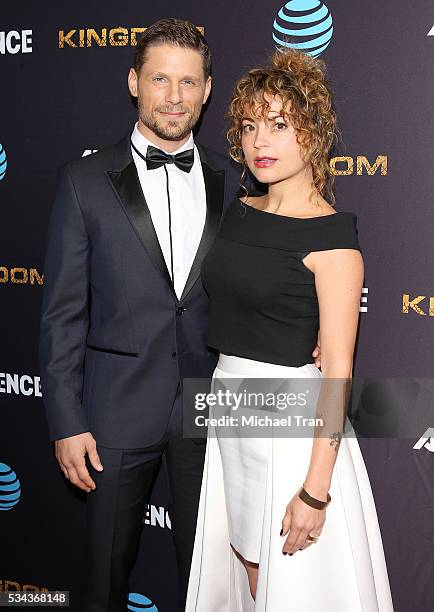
[254,156,277,168]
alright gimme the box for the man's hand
[55,432,104,492]
[312,330,321,369]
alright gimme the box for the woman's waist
[216,352,321,378]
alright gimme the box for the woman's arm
[303,247,364,499]
[280,247,364,555]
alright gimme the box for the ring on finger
[306,534,319,543]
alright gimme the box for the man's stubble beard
[138,97,201,143]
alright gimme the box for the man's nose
[166,83,182,106]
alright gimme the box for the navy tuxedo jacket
[39,130,241,448]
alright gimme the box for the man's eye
[153,77,166,83]
[182,80,195,85]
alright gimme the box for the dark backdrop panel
[1,2,433,610]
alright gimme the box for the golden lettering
[30,268,44,285]
[87,28,107,47]
[130,28,146,46]
[330,156,353,176]
[109,27,128,46]
[0,267,8,282]
[356,155,387,175]
[402,294,426,315]
[59,26,205,49]
[0,267,44,285]
[3,581,20,591]
[0,580,48,592]
[10,268,28,284]
[58,30,77,48]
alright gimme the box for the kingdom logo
[58,26,204,49]
[59,27,146,48]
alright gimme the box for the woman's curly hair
[227,47,340,207]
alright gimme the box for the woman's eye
[274,122,287,130]
[242,124,254,133]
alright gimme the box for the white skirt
[185,354,394,612]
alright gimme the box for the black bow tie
[131,142,194,173]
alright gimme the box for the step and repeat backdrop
[1,1,433,610]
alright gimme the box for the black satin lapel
[179,161,225,302]
[105,163,175,296]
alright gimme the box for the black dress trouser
[81,387,206,612]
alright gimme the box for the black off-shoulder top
[201,198,362,367]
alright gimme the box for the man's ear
[128,68,138,98]
[203,76,212,105]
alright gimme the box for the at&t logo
[0,463,21,511]
[272,0,333,57]
[0,144,7,181]
[128,592,158,611]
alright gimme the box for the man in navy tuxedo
[39,18,321,612]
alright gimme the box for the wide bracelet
[298,484,331,510]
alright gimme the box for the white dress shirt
[131,122,207,300]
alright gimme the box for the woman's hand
[280,490,326,555]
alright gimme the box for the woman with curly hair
[186,48,394,611]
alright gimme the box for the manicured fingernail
[283,552,287,555]
[280,529,283,536]
[289,553,293,556]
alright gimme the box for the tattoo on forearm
[329,431,343,451]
